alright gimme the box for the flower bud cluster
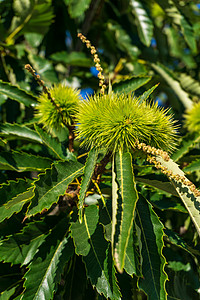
[147,155,200,197]
[77,33,106,94]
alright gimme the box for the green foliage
[0,0,200,299]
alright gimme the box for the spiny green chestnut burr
[76,93,178,153]
[184,102,200,133]
[35,83,80,133]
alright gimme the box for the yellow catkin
[77,33,106,94]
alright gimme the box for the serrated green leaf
[130,0,153,46]
[172,132,200,162]
[113,76,151,94]
[78,148,99,222]
[27,160,84,216]
[70,205,99,256]
[136,194,168,300]
[151,63,193,110]
[156,156,200,237]
[0,150,52,172]
[164,228,200,258]
[22,217,74,300]
[113,150,138,273]
[183,159,200,173]
[34,125,65,160]
[138,84,159,102]
[0,80,37,107]
[0,123,42,143]
[66,0,92,18]
[136,175,179,197]
[83,225,121,300]
[0,220,50,266]
[0,179,33,223]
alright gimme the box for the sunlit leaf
[0,179,33,223]
[78,148,99,222]
[70,205,99,256]
[130,0,153,46]
[113,150,138,273]
[27,160,84,216]
[0,150,52,172]
[0,80,37,107]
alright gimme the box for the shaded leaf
[136,194,168,300]
[164,228,200,258]
[172,132,200,162]
[124,222,141,276]
[0,80,37,107]
[113,150,138,273]
[7,0,53,43]
[150,193,187,213]
[34,125,65,160]
[0,150,52,172]
[83,225,121,300]
[130,0,153,46]
[0,220,50,266]
[180,16,197,53]
[22,217,74,300]
[70,205,99,256]
[183,158,200,173]
[0,123,42,143]
[136,175,179,197]
[0,286,17,300]
[0,179,33,223]
[113,76,151,94]
[66,0,92,18]
[27,160,84,216]
[78,148,99,222]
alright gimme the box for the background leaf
[130,0,153,46]
[0,220,50,266]
[0,80,37,107]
